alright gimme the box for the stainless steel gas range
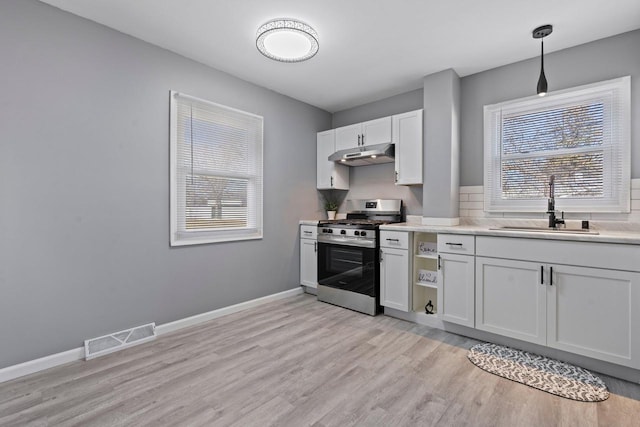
[316,199,403,315]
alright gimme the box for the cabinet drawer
[300,225,317,239]
[381,231,409,249]
[438,234,475,254]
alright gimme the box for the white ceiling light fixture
[256,18,319,62]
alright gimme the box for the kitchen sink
[490,226,599,235]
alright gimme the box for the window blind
[484,76,630,213]
[170,91,263,246]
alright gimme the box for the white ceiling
[39,0,640,113]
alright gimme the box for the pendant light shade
[533,25,553,96]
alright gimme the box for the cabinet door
[439,253,475,327]
[380,247,409,312]
[547,264,640,368]
[335,123,362,151]
[317,130,349,190]
[300,238,318,288]
[361,117,391,146]
[393,110,422,185]
[475,257,546,345]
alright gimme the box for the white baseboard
[0,286,304,384]
[0,347,84,385]
[155,287,303,335]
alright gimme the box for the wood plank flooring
[1,293,639,426]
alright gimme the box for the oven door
[317,241,378,297]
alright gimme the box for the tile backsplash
[459,179,640,229]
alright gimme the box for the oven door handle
[317,236,376,249]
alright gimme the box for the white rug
[468,343,609,402]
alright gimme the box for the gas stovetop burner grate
[318,219,388,227]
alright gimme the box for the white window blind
[170,91,263,246]
[484,76,630,213]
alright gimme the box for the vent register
[84,323,156,360]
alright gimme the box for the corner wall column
[422,69,461,225]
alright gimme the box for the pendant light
[532,25,553,96]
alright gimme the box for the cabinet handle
[446,242,463,246]
[540,265,544,285]
[361,134,365,145]
[330,176,333,187]
[385,238,400,242]
[550,266,553,286]
[437,254,441,270]
[358,134,361,146]
[395,171,398,183]
[380,249,383,261]
[314,242,317,252]
[303,231,312,235]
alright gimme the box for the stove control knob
[360,231,367,237]
[340,230,346,235]
[328,229,333,233]
[354,231,360,236]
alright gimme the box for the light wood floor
[2,294,639,426]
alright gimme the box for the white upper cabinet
[335,117,391,151]
[317,129,349,189]
[393,109,423,185]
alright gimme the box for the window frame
[483,76,631,213]
[169,91,264,246]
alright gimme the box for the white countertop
[380,222,640,245]
[299,218,640,244]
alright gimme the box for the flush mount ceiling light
[256,18,319,62]
[533,24,553,96]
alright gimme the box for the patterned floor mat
[468,342,609,402]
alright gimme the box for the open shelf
[412,232,439,316]
[415,254,438,260]
[415,281,438,289]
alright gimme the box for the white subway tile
[459,193,469,202]
[632,199,640,210]
[632,189,640,200]
[632,179,640,189]
[467,209,486,217]
[590,212,630,221]
[459,209,470,217]
[468,193,484,202]
[485,212,505,218]
[460,185,483,194]
[460,201,483,210]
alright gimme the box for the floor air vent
[84,322,156,360]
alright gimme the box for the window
[170,91,263,246]
[484,76,630,213]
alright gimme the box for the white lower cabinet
[437,234,475,327]
[380,231,410,312]
[475,236,640,369]
[439,252,475,327]
[547,264,640,367]
[476,257,546,345]
[299,225,317,288]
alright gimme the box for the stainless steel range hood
[328,143,395,166]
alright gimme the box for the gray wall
[0,0,330,368]
[332,89,423,128]
[423,69,460,220]
[331,89,424,215]
[341,164,423,216]
[460,29,640,186]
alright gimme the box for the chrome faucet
[547,175,565,228]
